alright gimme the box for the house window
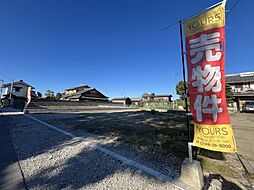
[13,87,22,92]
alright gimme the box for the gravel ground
[31,112,252,190]
[10,114,182,190]
[31,113,182,179]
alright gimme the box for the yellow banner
[184,3,225,37]
[193,124,237,152]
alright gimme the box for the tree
[45,90,55,99]
[55,92,62,100]
[225,83,233,105]
[176,80,189,100]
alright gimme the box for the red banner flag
[184,2,237,152]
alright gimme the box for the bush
[143,102,173,110]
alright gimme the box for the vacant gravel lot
[30,111,251,190]
[2,108,251,190]
[10,113,183,190]
[31,111,186,178]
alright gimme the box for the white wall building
[1,80,34,107]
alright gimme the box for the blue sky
[0,0,253,98]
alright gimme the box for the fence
[143,102,179,110]
[24,99,136,113]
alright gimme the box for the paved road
[0,110,27,190]
[0,108,189,190]
[231,112,254,174]
[231,113,254,160]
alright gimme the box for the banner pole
[179,20,191,143]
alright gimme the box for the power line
[160,21,178,32]
[0,62,15,80]
[0,72,14,81]
[160,0,239,32]
[160,1,223,31]
[226,0,240,18]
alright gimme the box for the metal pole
[0,79,3,98]
[0,79,3,106]
[172,71,175,110]
[188,142,193,163]
[9,80,14,107]
[179,20,191,142]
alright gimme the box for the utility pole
[0,79,3,98]
[0,79,3,106]
[9,80,14,107]
[0,72,15,107]
[172,70,175,110]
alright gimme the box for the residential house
[142,93,155,102]
[111,97,131,106]
[60,85,108,102]
[130,98,142,106]
[1,80,34,107]
[142,93,172,102]
[226,72,254,110]
[153,94,173,102]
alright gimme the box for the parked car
[242,101,254,112]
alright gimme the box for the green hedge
[143,102,174,110]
